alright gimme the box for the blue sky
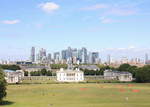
[0,0,150,60]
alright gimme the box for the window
[67,73,75,76]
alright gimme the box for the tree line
[0,65,20,71]
[0,68,7,104]
[25,69,53,76]
[50,64,67,69]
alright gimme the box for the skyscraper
[36,48,47,63]
[66,47,72,59]
[47,53,52,62]
[54,52,60,60]
[39,48,47,60]
[61,50,67,60]
[107,54,111,65]
[81,47,88,64]
[92,52,99,64]
[30,47,35,62]
[145,53,149,64]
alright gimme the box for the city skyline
[1,46,150,65]
[0,0,150,60]
[1,46,150,62]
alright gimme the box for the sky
[0,0,150,61]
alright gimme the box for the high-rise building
[77,49,82,62]
[30,47,35,62]
[72,48,78,58]
[61,50,67,60]
[39,48,46,60]
[36,48,47,63]
[88,52,92,64]
[47,53,52,61]
[66,47,72,59]
[107,54,111,65]
[54,52,60,64]
[145,53,149,64]
[92,52,99,64]
[81,47,88,64]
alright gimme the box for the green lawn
[1,83,150,107]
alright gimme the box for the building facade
[104,70,133,82]
[56,68,84,82]
[31,47,35,62]
[4,70,24,83]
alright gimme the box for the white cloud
[1,20,20,24]
[39,2,60,13]
[107,7,137,16]
[81,4,108,10]
[100,17,114,24]
[81,3,137,17]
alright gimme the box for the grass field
[1,83,150,107]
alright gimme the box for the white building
[118,72,133,82]
[56,68,84,82]
[104,70,133,82]
[4,70,24,83]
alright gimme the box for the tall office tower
[145,53,149,64]
[92,52,99,64]
[77,49,82,62]
[54,52,60,61]
[72,48,78,58]
[72,48,78,64]
[81,47,88,64]
[88,52,93,64]
[66,47,72,59]
[47,53,52,62]
[30,47,35,62]
[38,48,47,62]
[107,54,111,65]
[61,50,67,60]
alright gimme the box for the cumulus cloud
[81,4,109,10]
[1,20,20,24]
[38,2,60,13]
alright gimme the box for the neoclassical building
[104,70,133,82]
[4,70,24,83]
[56,68,84,82]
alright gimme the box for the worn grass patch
[2,83,150,107]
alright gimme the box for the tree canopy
[135,65,150,83]
[0,65,20,71]
[50,64,67,69]
[118,63,131,71]
[0,69,7,103]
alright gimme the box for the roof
[104,70,132,75]
[119,72,132,75]
[21,66,50,69]
[57,69,83,73]
[4,69,15,72]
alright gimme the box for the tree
[118,64,131,71]
[0,69,7,103]
[135,65,150,83]
[24,71,28,76]
[50,64,67,69]
[0,65,20,71]
[46,71,52,76]
[127,66,138,77]
[41,69,47,76]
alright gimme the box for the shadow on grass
[0,101,14,106]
